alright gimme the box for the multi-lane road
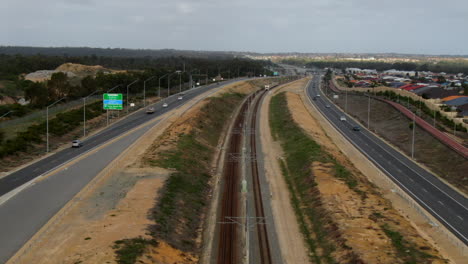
[0,79,244,263]
[306,74,468,246]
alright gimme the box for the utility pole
[367,93,371,129]
[126,80,139,114]
[46,97,66,153]
[411,112,415,159]
[159,73,170,98]
[345,87,348,113]
[143,76,157,107]
[179,72,182,93]
[0,110,14,119]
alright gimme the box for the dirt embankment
[24,63,122,82]
[8,79,268,264]
[331,92,468,195]
[273,82,446,263]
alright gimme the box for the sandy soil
[259,78,312,263]
[331,92,468,195]
[8,79,261,264]
[281,82,446,263]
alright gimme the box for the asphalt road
[0,79,244,197]
[306,74,468,246]
[0,79,245,263]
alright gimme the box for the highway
[306,74,468,246]
[0,79,245,263]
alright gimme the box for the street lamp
[367,93,371,129]
[46,97,66,153]
[168,71,181,97]
[126,79,139,114]
[83,90,100,137]
[0,110,14,119]
[144,76,157,107]
[411,112,415,159]
[106,84,123,126]
[158,73,171,98]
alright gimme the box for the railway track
[217,81,290,264]
[216,92,252,264]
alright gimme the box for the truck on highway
[265,85,270,91]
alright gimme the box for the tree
[80,76,98,96]
[24,81,48,107]
[47,72,70,100]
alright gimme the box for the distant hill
[0,46,246,59]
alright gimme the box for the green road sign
[103,93,123,110]
[273,72,279,76]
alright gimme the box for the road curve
[0,79,246,263]
[306,74,468,246]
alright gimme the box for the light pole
[83,90,100,137]
[46,97,66,153]
[168,71,181,97]
[106,84,123,126]
[158,73,171,98]
[411,112,415,159]
[367,93,371,129]
[345,87,348,113]
[144,76,157,107]
[452,106,457,136]
[179,71,182,93]
[126,79,139,114]
[0,110,14,119]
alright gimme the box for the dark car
[352,126,361,131]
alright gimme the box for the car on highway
[352,126,361,131]
[162,103,168,108]
[325,104,331,108]
[316,94,321,97]
[71,140,83,148]
[340,116,346,121]
[146,107,155,114]
[178,96,183,100]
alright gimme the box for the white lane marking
[457,215,464,221]
[423,188,428,193]
[311,81,468,213]
[409,178,414,182]
[438,201,444,206]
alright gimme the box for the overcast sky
[2,0,468,55]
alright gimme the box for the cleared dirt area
[272,81,447,263]
[8,79,269,264]
[260,78,311,263]
[331,92,468,195]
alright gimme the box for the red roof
[400,84,426,91]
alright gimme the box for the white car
[72,140,83,148]
[162,103,168,108]
[178,96,183,100]
[340,116,346,121]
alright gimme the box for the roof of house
[442,95,466,102]
[444,97,468,106]
[423,88,459,99]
